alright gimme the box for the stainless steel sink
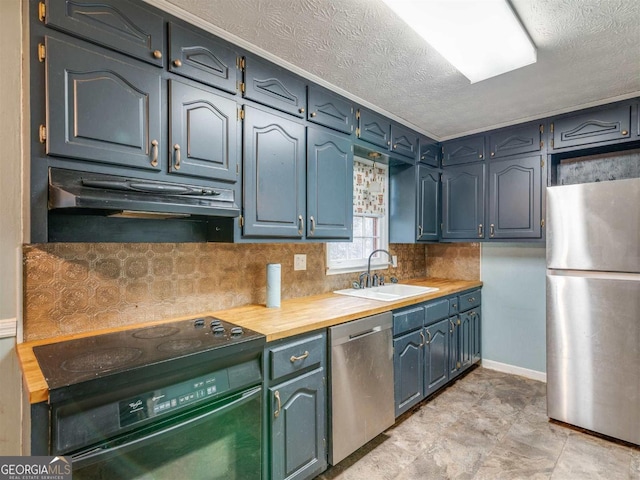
[333,284,439,302]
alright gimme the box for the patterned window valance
[353,158,387,217]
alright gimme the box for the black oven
[33,317,265,480]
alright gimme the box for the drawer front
[459,290,481,312]
[552,104,632,150]
[425,299,450,325]
[393,306,425,336]
[269,332,324,381]
[442,135,485,166]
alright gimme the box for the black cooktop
[33,316,265,397]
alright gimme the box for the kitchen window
[326,157,389,275]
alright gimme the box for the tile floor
[317,367,640,480]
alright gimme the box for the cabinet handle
[490,152,495,157]
[490,224,495,237]
[426,329,432,345]
[299,108,305,114]
[468,297,475,303]
[387,141,391,146]
[419,331,426,347]
[298,215,304,235]
[150,139,159,167]
[479,154,483,159]
[478,224,484,237]
[174,144,181,170]
[418,225,423,237]
[173,59,182,67]
[393,144,397,149]
[290,351,309,363]
[449,319,455,333]
[309,216,315,235]
[310,112,317,117]
[153,50,162,59]
[274,391,281,418]
[622,130,628,136]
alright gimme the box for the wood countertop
[17,277,481,404]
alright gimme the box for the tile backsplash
[23,242,435,341]
[426,243,481,280]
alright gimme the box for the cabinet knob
[152,50,162,59]
[299,108,305,114]
[421,156,425,160]
[622,130,628,136]
[478,154,483,159]
[173,59,182,68]
[387,141,391,146]
[393,144,398,149]
[310,112,317,117]
[490,224,495,237]
[490,152,495,157]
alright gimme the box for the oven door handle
[71,385,261,470]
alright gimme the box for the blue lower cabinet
[424,319,450,397]
[393,329,424,416]
[270,368,327,480]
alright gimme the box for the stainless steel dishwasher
[329,312,395,465]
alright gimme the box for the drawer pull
[468,297,475,302]
[274,390,281,418]
[290,351,309,363]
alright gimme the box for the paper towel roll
[266,263,281,308]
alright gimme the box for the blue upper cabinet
[357,108,417,160]
[242,106,306,238]
[168,80,238,182]
[307,85,354,134]
[489,123,543,159]
[442,135,485,166]
[357,108,391,150]
[44,0,165,67]
[307,128,353,240]
[488,155,542,239]
[168,23,238,94]
[45,36,162,171]
[242,56,307,118]
[441,163,486,239]
[418,137,440,167]
[417,166,440,242]
[551,103,632,150]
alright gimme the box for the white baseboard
[481,359,547,383]
[0,318,17,339]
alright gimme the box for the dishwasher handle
[348,326,382,341]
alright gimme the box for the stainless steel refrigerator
[546,177,640,445]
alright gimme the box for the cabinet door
[470,309,481,362]
[442,135,485,166]
[243,106,306,238]
[488,155,541,239]
[46,36,162,171]
[442,163,486,239]
[391,124,417,160]
[357,109,391,150]
[169,80,238,182]
[307,86,354,134]
[417,166,440,241]
[448,316,460,378]
[489,123,542,159]
[307,129,353,239]
[393,330,424,417]
[424,319,449,397]
[243,56,307,117]
[168,23,238,94]
[45,0,165,66]
[552,104,632,150]
[270,369,327,480]
[459,312,473,371]
[419,138,440,167]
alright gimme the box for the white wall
[0,0,25,455]
[480,243,547,381]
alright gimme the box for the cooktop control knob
[210,319,222,328]
[230,327,243,336]
[194,318,205,328]
[211,325,225,335]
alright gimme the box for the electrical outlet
[392,255,398,268]
[294,254,307,271]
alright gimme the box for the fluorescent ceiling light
[381,0,537,83]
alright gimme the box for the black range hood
[46,168,238,243]
[49,168,240,218]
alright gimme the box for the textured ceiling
[154,0,640,140]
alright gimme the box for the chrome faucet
[358,249,394,288]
